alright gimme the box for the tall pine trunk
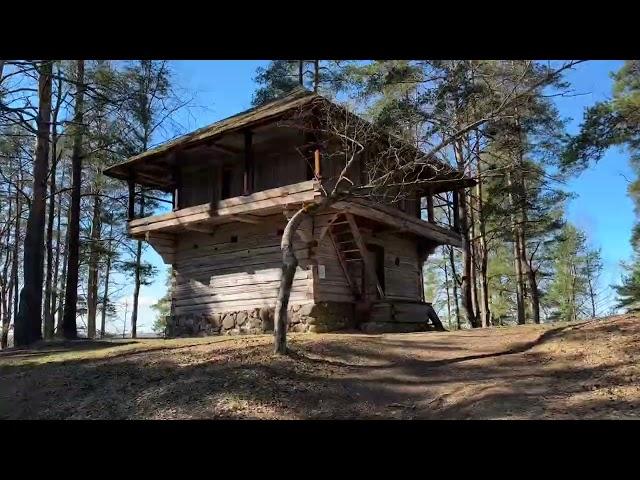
[43,140,58,339]
[517,185,540,324]
[1,189,14,349]
[56,201,71,335]
[473,132,490,327]
[100,223,113,338]
[14,61,53,347]
[9,179,23,345]
[62,60,85,339]
[453,139,478,328]
[86,194,101,339]
[507,170,526,325]
[443,248,452,330]
[448,245,461,330]
[130,196,145,339]
[50,162,65,334]
[468,188,479,319]
[43,69,63,339]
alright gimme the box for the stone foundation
[167,302,355,337]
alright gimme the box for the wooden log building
[103,88,474,336]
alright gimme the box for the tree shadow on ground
[0,340,138,359]
[0,319,638,420]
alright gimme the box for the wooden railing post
[314,148,321,180]
[127,175,135,220]
[426,192,434,223]
[172,166,181,211]
[452,190,460,232]
[243,130,254,195]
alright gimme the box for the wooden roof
[103,87,473,192]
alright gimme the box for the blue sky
[111,60,633,333]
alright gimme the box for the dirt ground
[1,314,639,419]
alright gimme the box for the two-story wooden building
[103,88,473,336]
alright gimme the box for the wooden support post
[426,193,434,223]
[127,176,135,220]
[345,213,385,300]
[243,130,254,196]
[314,148,321,180]
[452,190,460,232]
[172,166,181,211]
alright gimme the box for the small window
[230,235,238,243]
[395,257,400,266]
[193,244,199,249]
[221,168,233,200]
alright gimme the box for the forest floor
[1,313,639,419]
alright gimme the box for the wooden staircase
[327,212,384,301]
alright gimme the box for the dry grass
[1,315,639,419]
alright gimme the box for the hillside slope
[1,314,639,419]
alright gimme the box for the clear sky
[108,60,633,333]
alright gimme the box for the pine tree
[565,61,640,309]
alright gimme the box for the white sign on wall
[318,264,326,279]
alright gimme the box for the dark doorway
[364,244,385,300]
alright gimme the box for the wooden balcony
[128,178,462,255]
[128,180,321,238]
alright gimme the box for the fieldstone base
[167,302,355,337]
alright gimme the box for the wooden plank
[345,213,385,300]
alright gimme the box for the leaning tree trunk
[62,59,85,340]
[86,194,101,339]
[14,61,53,347]
[274,207,309,354]
[273,198,330,354]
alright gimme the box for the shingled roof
[103,87,470,190]
[103,88,319,179]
